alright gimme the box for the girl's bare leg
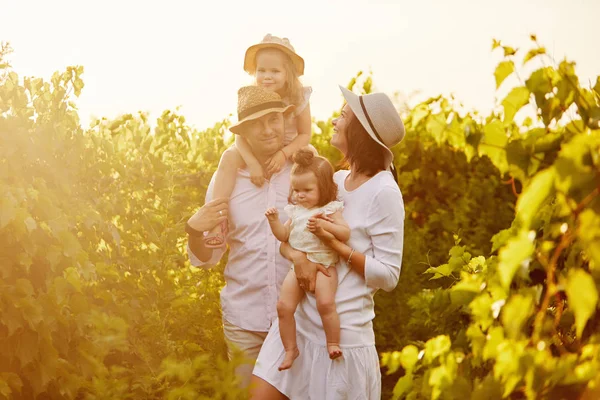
[315,267,342,359]
[204,147,244,246]
[276,269,305,370]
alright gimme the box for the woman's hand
[187,197,228,233]
[265,150,286,176]
[280,242,329,292]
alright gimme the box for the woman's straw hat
[339,86,405,168]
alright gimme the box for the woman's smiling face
[331,104,353,154]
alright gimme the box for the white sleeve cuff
[187,243,224,269]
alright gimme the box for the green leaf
[494,341,526,396]
[17,329,39,368]
[515,167,556,228]
[426,113,447,142]
[392,373,413,400]
[381,351,402,374]
[64,267,82,292]
[16,279,34,297]
[494,61,515,89]
[498,230,535,290]
[502,87,530,124]
[58,231,82,258]
[483,120,508,147]
[429,364,454,400]
[24,216,37,232]
[424,335,451,364]
[0,380,10,397]
[0,194,16,229]
[411,104,429,128]
[503,46,517,57]
[479,120,508,173]
[469,293,494,331]
[578,210,600,270]
[425,263,454,279]
[0,373,22,396]
[592,76,600,98]
[526,67,560,95]
[523,47,546,65]
[501,293,534,339]
[400,345,420,373]
[483,327,505,361]
[565,269,599,338]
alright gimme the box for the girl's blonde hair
[254,48,305,107]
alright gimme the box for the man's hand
[265,150,286,176]
[265,207,279,222]
[187,197,229,233]
[281,242,330,293]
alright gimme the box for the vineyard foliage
[0,36,599,399]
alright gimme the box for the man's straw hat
[229,86,294,135]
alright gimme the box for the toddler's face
[291,171,320,209]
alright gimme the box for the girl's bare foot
[278,347,300,371]
[327,343,342,360]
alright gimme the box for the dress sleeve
[363,182,405,292]
[284,204,296,219]
[186,174,226,269]
[323,200,344,215]
[294,86,313,115]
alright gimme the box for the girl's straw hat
[244,34,305,76]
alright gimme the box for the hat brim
[229,104,294,135]
[339,86,394,168]
[244,43,305,76]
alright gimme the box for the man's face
[240,112,285,159]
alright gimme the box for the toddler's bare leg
[276,269,305,370]
[315,267,342,359]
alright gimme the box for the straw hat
[229,86,294,135]
[339,86,405,168]
[244,34,305,76]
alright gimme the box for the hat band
[359,96,385,146]
[238,101,286,120]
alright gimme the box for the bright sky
[2,0,599,130]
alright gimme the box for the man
[186,86,326,388]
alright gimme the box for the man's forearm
[188,235,214,262]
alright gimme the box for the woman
[250,86,406,399]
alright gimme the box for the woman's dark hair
[289,148,338,207]
[340,115,388,177]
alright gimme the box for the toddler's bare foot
[278,347,300,371]
[327,343,343,360]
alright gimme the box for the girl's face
[255,49,288,96]
[331,104,353,155]
[291,171,320,209]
